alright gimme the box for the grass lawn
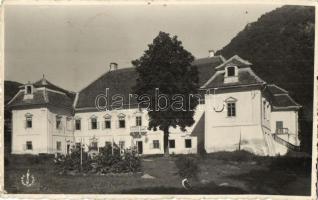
[4,151,312,195]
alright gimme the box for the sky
[5,3,282,91]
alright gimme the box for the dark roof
[7,77,75,110]
[75,56,225,109]
[33,77,75,99]
[215,55,252,70]
[7,89,74,109]
[266,84,300,111]
[267,84,288,94]
[201,67,266,89]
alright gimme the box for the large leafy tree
[132,31,199,155]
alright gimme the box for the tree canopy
[132,31,199,154]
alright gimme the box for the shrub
[54,143,141,174]
[175,156,199,179]
[94,143,141,173]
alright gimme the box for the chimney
[208,50,215,57]
[109,62,118,71]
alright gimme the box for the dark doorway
[137,141,143,154]
[67,144,70,155]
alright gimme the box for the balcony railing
[130,126,147,138]
[276,128,289,134]
[130,126,147,133]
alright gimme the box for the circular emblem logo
[21,169,35,187]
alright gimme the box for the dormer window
[26,85,32,94]
[227,66,235,77]
[224,65,238,83]
[23,84,34,100]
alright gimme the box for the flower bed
[54,143,141,175]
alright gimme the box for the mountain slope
[4,80,22,104]
[216,5,315,122]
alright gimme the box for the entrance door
[276,121,283,133]
[67,144,70,155]
[137,141,143,154]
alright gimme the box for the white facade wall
[11,107,74,154]
[73,108,198,155]
[12,108,49,154]
[205,89,270,155]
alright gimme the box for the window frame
[25,113,33,128]
[227,102,236,117]
[91,117,98,130]
[185,139,192,148]
[169,139,175,149]
[105,120,111,129]
[90,142,98,151]
[26,141,33,150]
[75,119,81,130]
[136,116,142,126]
[227,66,236,77]
[153,140,160,149]
[119,119,126,128]
[56,115,62,130]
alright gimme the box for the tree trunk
[163,128,169,156]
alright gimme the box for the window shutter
[97,122,100,129]
[149,142,153,149]
[23,144,26,150]
[24,120,27,129]
[88,120,91,130]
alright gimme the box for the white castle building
[7,54,301,156]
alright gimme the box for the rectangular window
[56,116,62,129]
[136,116,142,126]
[26,141,33,150]
[26,85,32,94]
[56,141,61,151]
[105,120,111,129]
[227,102,236,117]
[75,142,81,149]
[227,67,235,77]
[119,141,125,149]
[169,140,175,148]
[26,118,32,128]
[153,140,160,149]
[90,142,98,150]
[185,139,192,148]
[91,118,98,129]
[75,119,81,130]
[119,119,125,128]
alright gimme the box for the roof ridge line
[77,67,135,93]
[246,67,266,84]
[215,55,252,70]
